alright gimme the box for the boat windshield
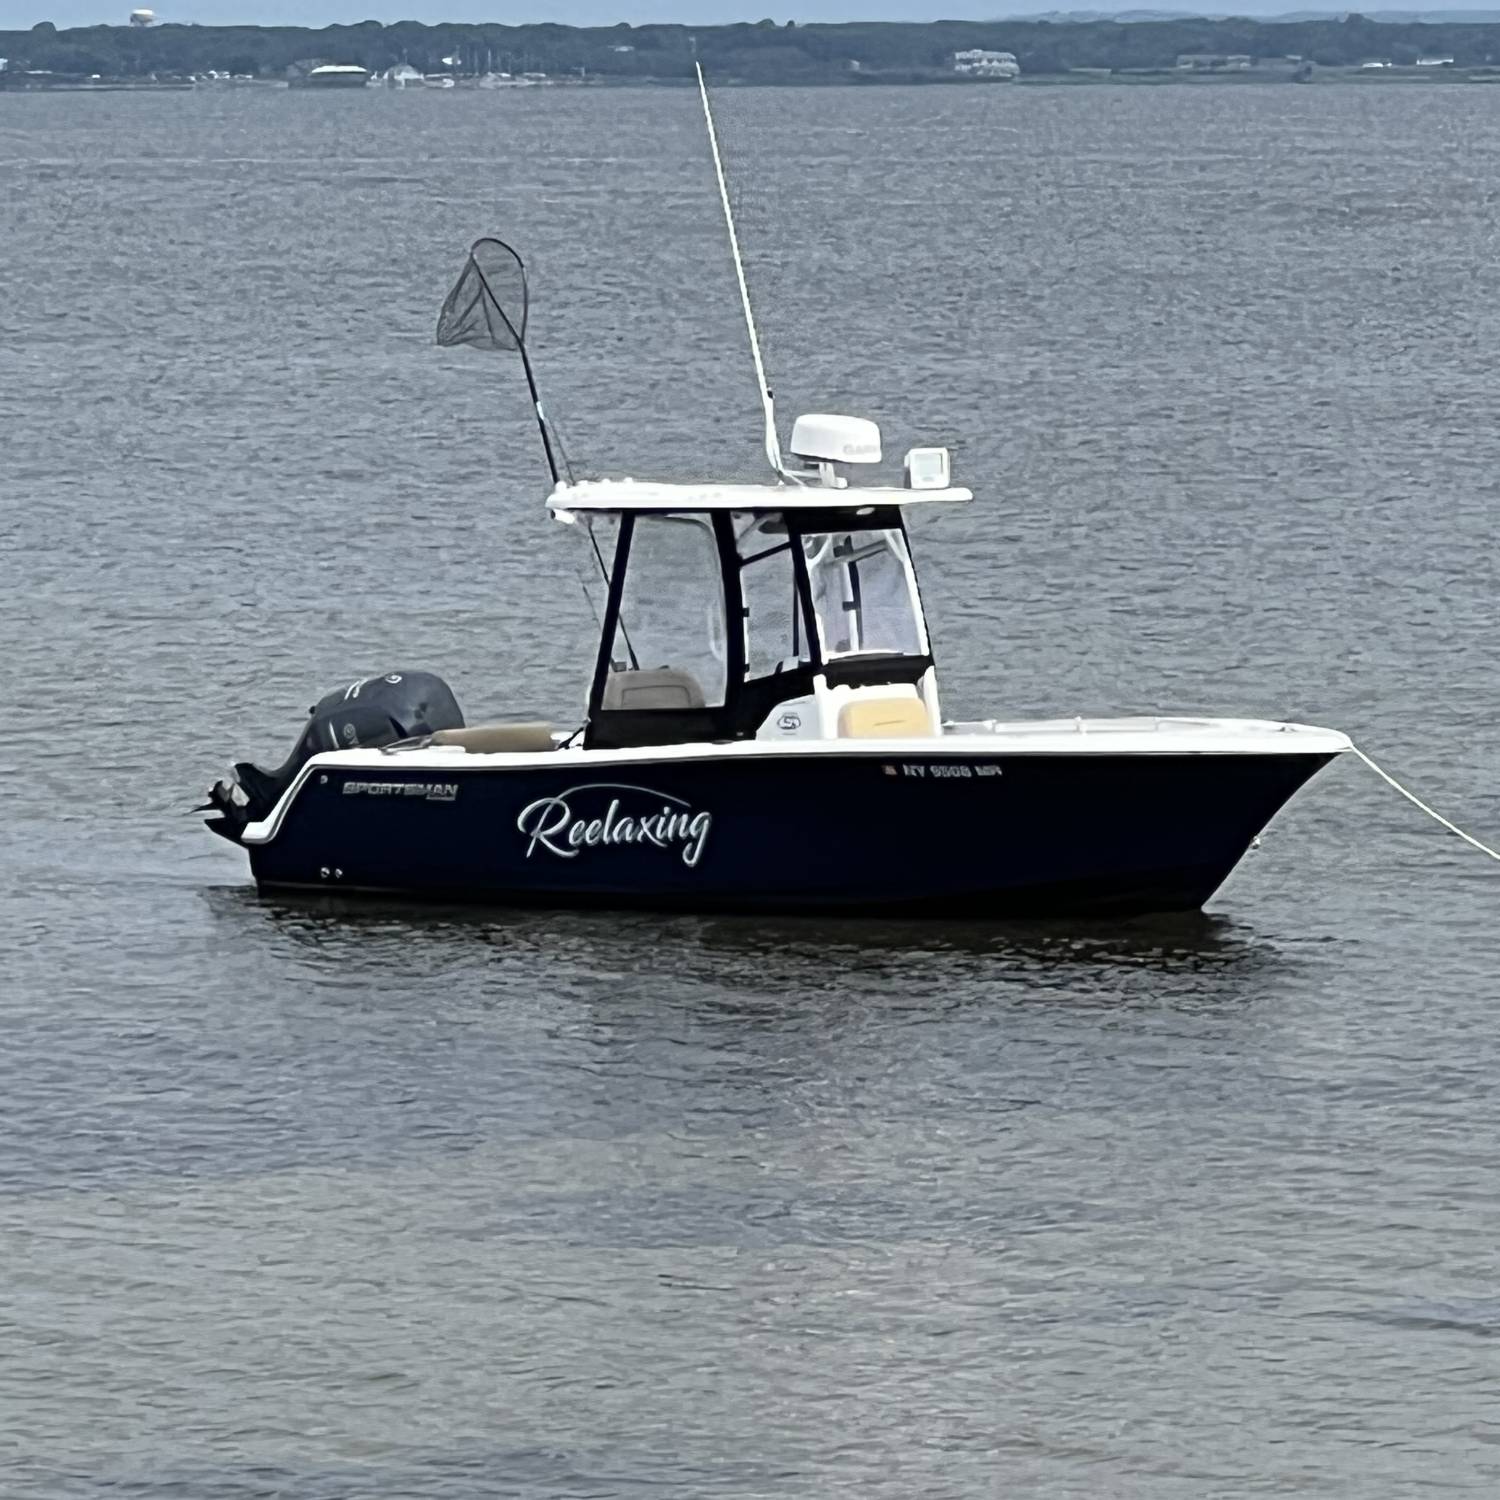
[801,527,926,660]
[736,515,810,680]
[605,515,728,708]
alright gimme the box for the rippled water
[3,83,1499,1495]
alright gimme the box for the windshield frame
[582,505,934,748]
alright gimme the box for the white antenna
[695,62,787,480]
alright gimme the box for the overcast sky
[3,0,1486,29]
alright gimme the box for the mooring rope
[1352,744,1500,864]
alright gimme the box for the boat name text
[517,784,712,868]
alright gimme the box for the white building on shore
[953,49,1020,79]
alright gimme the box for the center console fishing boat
[201,71,1350,916]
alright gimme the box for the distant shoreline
[5,15,1500,93]
[9,69,1500,94]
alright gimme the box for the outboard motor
[203,671,464,841]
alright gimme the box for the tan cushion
[601,668,706,712]
[837,698,933,739]
[430,722,556,753]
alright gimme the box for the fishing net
[435,237,529,352]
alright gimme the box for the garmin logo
[343,780,458,802]
[517,783,712,868]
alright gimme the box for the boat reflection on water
[207,882,1281,1001]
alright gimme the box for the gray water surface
[2,83,1498,1496]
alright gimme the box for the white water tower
[129,8,156,25]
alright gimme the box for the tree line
[4,14,1499,85]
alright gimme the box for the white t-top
[547,479,973,514]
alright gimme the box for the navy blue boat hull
[242,748,1337,917]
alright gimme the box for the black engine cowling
[204,671,464,840]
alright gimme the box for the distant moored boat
[294,64,371,90]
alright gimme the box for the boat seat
[837,698,933,739]
[601,667,706,712]
[430,722,556,753]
